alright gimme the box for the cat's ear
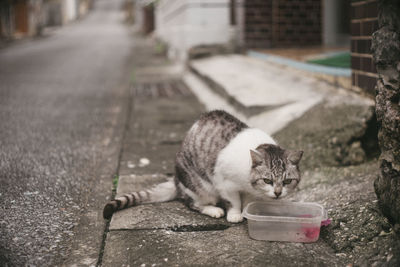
[250,149,264,168]
[287,150,303,165]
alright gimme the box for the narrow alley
[1,0,399,266]
[0,0,133,265]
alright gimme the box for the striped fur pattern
[103,110,303,223]
[103,179,176,219]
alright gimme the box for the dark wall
[244,0,322,49]
[351,0,378,96]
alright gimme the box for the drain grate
[132,80,192,98]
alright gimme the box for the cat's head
[249,144,303,199]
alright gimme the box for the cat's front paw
[201,206,225,218]
[227,211,243,223]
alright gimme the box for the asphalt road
[0,0,133,265]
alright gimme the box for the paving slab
[190,55,324,109]
[184,72,373,137]
[110,174,230,230]
[103,225,344,267]
[184,72,325,135]
[186,55,339,135]
[119,92,203,177]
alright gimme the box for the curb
[188,62,290,118]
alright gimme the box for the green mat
[307,52,350,68]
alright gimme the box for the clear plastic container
[242,201,328,243]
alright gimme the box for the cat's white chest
[213,128,276,190]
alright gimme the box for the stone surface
[110,175,229,230]
[118,94,202,177]
[275,93,375,169]
[103,225,343,267]
[189,54,325,110]
[185,69,325,136]
[187,55,374,138]
[372,0,400,226]
[274,98,400,266]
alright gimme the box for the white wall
[155,0,233,61]
[64,0,77,23]
[28,0,44,36]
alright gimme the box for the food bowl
[242,201,328,243]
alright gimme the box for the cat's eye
[263,179,273,185]
[283,179,293,185]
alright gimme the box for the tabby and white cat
[103,110,303,223]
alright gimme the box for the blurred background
[0,0,377,95]
[126,0,374,95]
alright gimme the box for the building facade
[155,0,234,61]
[0,0,44,39]
[236,0,350,49]
[0,0,91,40]
[151,0,353,61]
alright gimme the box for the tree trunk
[372,0,400,229]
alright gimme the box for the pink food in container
[242,201,329,243]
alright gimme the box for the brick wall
[351,0,378,95]
[243,0,273,48]
[273,0,321,47]
[244,0,321,49]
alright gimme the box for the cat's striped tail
[103,178,177,219]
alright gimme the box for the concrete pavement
[99,34,400,266]
[185,54,372,135]
[0,0,134,266]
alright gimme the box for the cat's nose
[274,191,281,197]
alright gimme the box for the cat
[103,110,303,223]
